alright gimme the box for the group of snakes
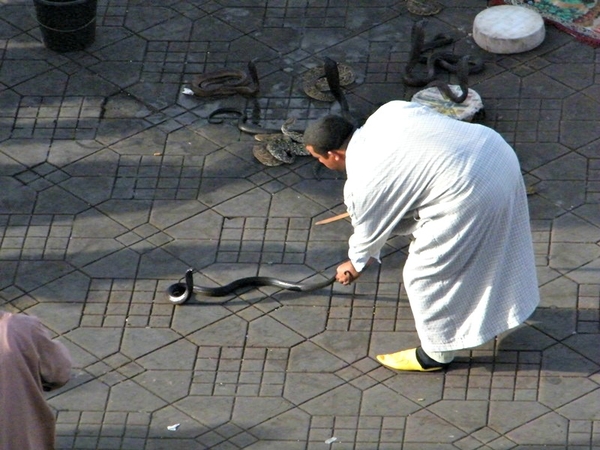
[168,14,485,303]
[190,17,484,168]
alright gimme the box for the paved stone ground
[1,0,600,449]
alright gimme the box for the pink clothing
[0,312,72,450]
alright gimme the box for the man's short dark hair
[303,115,355,155]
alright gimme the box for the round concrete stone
[412,86,484,122]
[473,5,545,54]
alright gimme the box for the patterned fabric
[492,0,600,46]
[344,101,540,352]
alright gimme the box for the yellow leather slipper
[376,348,444,372]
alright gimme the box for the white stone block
[473,5,545,54]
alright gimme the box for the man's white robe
[344,101,539,352]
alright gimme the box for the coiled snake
[191,60,260,97]
[167,269,337,304]
[403,20,485,103]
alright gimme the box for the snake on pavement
[191,60,260,97]
[403,20,484,104]
[167,269,337,304]
[206,56,352,166]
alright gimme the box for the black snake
[167,269,337,304]
[206,56,351,167]
[403,20,485,103]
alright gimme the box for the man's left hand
[336,260,360,285]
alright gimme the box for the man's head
[303,115,355,171]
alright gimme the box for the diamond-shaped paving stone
[133,370,192,403]
[95,118,152,146]
[127,82,180,111]
[549,242,600,272]
[62,148,119,176]
[561,333,600,364]
[187,315,248,347]
[90,61,143,88]
[148,405,210,439]
[232,397,294,428]
[552,212,600,243]
[497,324,556,351]
[249,408,311,441]
[72,209,128,237]
[81,248,140,278]
[137,339,197,370]
[522,72,575,99]
[15,260,74,292]
[49,378,110,411]
[383,372,444,407]
[539,376,599,409]
[165,209,223,240]
[288,341,347,372]
[106,380,168,412]
[34,186,90,214]
[149,199,207,230]
[174,396,233,427]
[139,14,193,41]
[120,327,180,360]
[404,409,466,443]
[198,177,256,207]
[109,127,168,156]
[529,308,576,340]
[283,373,344,405]
[59,177,114,205]
[246,315,305,347]
[0,178,36,214]
[171,304,232,336]
[211,187,272,218]
[65,70,121,97]
[532,152,587,181]
[64,327,123,359]
[516,142,570,173]
[506,411,568,445]
[556,389,600,420]
[541,343,600,377]
[300,384,362,415]
[26,302,83,334]
[560,120,600,149]
[269,188,329,218]
[159,243,225,275]
[12,68,68,96]
[536,180,587,211]
[428,400,489,434]
[488,401,551,434]
[67,238,125,268]
[360,384,421,417]
[29,271,90,304]
[138,247,190,279]
[165,127,220,157]
[538,276,578,308]
[311,330,372,364]
[270,305,328,338]
[564,258,600,284]
[2,139,51,167]
[0,152,26,177]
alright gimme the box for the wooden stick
[314,212,350,225]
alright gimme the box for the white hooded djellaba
[344,101,539,352]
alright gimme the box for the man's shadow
[450,307,600,375]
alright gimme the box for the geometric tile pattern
[12,96,103,140]
[0,214,73,260]
[1,0,600,448]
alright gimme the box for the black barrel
[33,0,97,52]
